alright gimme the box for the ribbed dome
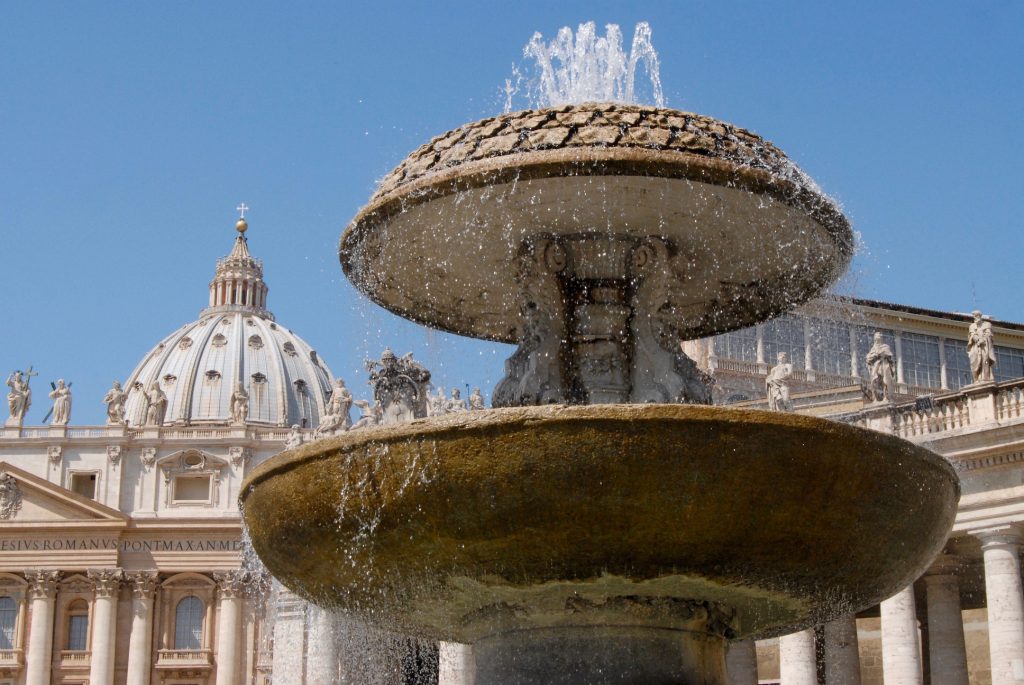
[122,214,335,428]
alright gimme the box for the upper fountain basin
[241,404,957,643]
[341,104,853,343]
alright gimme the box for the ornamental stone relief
[0,472,22,520]
[107,445,122,465]
[47,445,62,465]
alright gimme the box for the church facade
[0,217,1023,685]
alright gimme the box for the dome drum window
[211,334,228,348]
[178,337,193,351]
[204,370,221,383]
[248,335,264,349]
[283,342,297,356]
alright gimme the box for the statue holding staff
[967,310,997,384]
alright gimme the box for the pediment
[0,462,128,526]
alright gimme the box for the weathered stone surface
[367,105,796,199]
[242,404,958,644]
[341,103,853,346]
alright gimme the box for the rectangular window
[715,326,757,362]
[809,319,852,376]
[944,341,972,390]
[901,332,942,389]
[67,614,88,651]
[173,476,212,502]
[995,346,1024,382]
[69,473,97,500]
[763,315,806,370]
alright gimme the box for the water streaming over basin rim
[241,404,958,643]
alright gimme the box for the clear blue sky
[1,1,1021,424]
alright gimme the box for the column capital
[125,569,159,599]
[24,569,62,599]
[971,525,1023,549]
[87,568,125,598]
[213,570,254,599]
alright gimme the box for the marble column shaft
[823,615,861,685]
[214,571,246,685]
[88,568,124,685]
[307,607,339,685]
[924,564,969,685]
[724,639,758,685]
[880,584,922,685]
[779,629,817,685]
[439,642,476,685]
[24,570,61,685]
[125,571,159,685]
[977,529,1024,685]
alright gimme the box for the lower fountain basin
[241,404,958,644]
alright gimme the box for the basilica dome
[122,215,335,428]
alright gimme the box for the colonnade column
[823,615,861,684]
[307,606,339,685]
[724,639,757,685]
[438,642,476,685]
[880,584,922,684]
[88,568,125,685]
[125,570,159,685]
[23,569,61,685]
[975,527,1024,685]
[779,629,817,685]
[924,556,968,685]
[213,571,246,685]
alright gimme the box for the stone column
[88,568,124,685]
[125,570,159,685]
[923,556,968,685]
[779,629,817,685]
[272,588,306,683]
[823,615,861,685]
[881,584,922,685]
[439,642,476,685]
[976,528,1024,685]
[307,606,338,685]
[24,570,61,685]
[724,639,757,685]
[213,571,247,685]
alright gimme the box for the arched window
[66,599,89,650]
[174,596,204,649]
[0,596,15,649]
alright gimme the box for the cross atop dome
[235,202,249,234]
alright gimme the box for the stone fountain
[242,32,959,685]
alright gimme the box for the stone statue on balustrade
[314,379,353,438]
[144,382,168,426]
[229,381,250,424]
[428,386,447,416]
[866,332,896,403]
[468,388,485,411]
[765,352,793,412]
[5,367,35,427]
[366,348,431,425]
[284,425,303,450]
[447,388,467,413]
[351,399,381,430]
[48,379,72,426]
[102,381,127,425]
[968,310,997,384]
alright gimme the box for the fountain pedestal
[473,626,726,685]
